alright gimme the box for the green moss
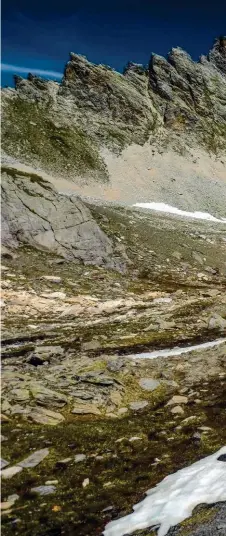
[177,504,217,535]
[2,99,109,181]
[1,378,226,536]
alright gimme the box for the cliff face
[1,36,226,180]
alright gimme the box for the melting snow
[133,202,226,223]
[129,338,226,360]
[104,446,226,536]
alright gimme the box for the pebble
[1,458,10,469]
[18,448,49,468]
[56,457,72,467]
[31,485,56,495]
[41,276,62,283]
[74,454,86,463]
[167,395,188,405]
[139,378,160,391]
[129,436,142,442]
[45,480,58,485]
[118,407,128,415]
[82,478,89,488]
[171,405,184,415]
[129,401,148,410]
[102,506,114,513]
[1,466,23,479]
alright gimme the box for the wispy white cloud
[1,63,62,79]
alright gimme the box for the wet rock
[28,407,65,425]
[18,448,49,468]
[218,454,226,462]
[31,485,56,495]
[1,466,22,479]
[139,378,160,391]
[1,458,10,469]
[75,454,86,463]
[71,403,101,415]
[129,401,148,410]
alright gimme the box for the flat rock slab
[130,401,148,410]
[139,378,160,391]
[1,466,22,479]
[18,448,49,468]
[28,407,65,425]
[31,485,56,495]
[71,403,101,415]
[168,395,188,405]
[30,385,68,407]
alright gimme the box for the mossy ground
[2,100,109,181]
[2,205,226,536]
[2,379,226,536]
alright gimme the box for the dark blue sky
[1,0,226,87]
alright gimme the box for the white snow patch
[129,338,226,360]
[133,202,226,223]
[104,446,226,536]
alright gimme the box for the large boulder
[1,168,122,269]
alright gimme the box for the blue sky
[1,0,226,87]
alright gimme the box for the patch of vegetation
[1,167,53,190]
[1,379,226,536]
[2,99,109,181]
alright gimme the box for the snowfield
[129,338,226,360]
[133,202,226,223]
[104,447,226,536]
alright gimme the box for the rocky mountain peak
[208,35,226,75]
[1,35,226,183]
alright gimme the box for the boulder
[1,169,123,270]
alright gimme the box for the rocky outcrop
[1,36,226,182]
[1,167,122,268]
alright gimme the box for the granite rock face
[2,36,226,180]
[1,168,122,269]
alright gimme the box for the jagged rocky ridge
[2,36,226,181]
